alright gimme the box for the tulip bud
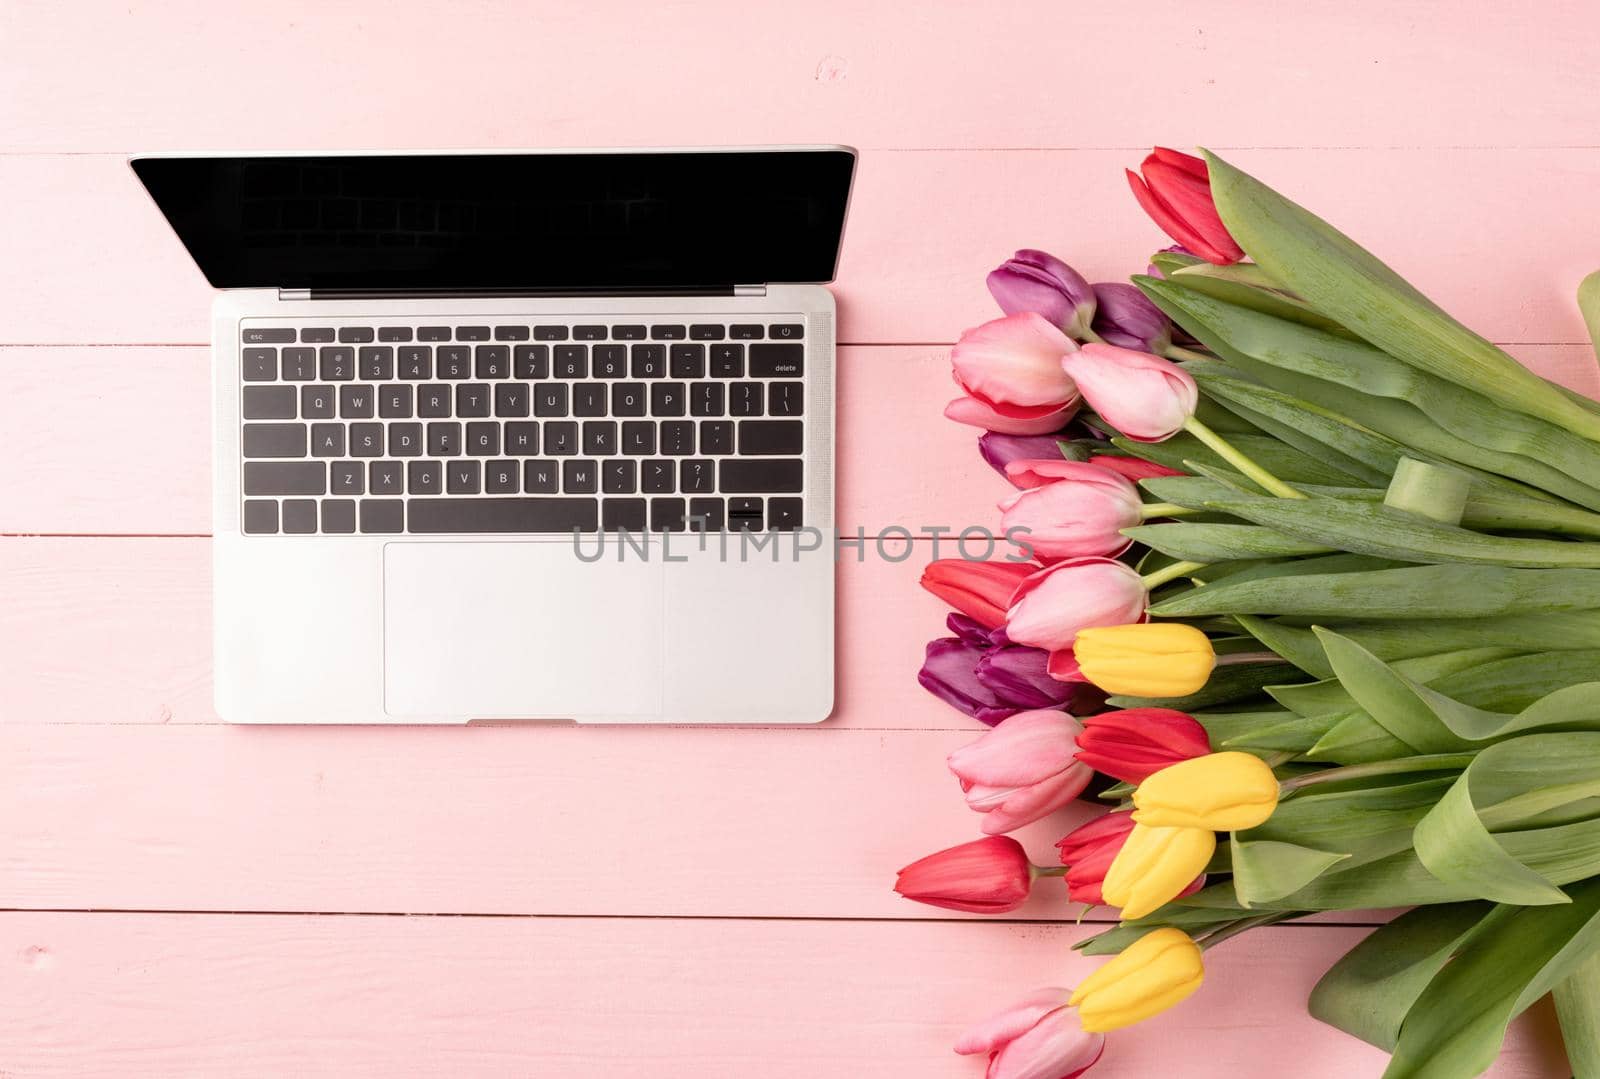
[894,835,1034,914]
[1126,148,1244,266]
[1057,812,1206,910]
[998,460,1143,561]
[1072,623,1216,698]
[1090,282,1172,353]
[978,431,1074,484]
[918,614,1099,726]
[948,709,1094,835]
[949,313,1081,434]
[1060,343,1198,442]
[1005,558,1148,652]
[954,987,1105,1079]
[1069,927,1206,1033]
[920,559,1035,630]
[1085,454,1185,482]
[1132,751,1282,832]
[1074,708,1213,784]
[986,249,1097,339]
[1100,822,1217,920]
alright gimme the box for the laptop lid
[131,146,857,293]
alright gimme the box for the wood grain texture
[8,152,1600,350]
[4,0,1598,153]
[0,912,1572,1078]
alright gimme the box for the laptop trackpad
[382,542,666,719]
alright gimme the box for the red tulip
[1126,147,1244,266]
[1054,811,1205,907]
[920,559,1035,630]
[1085,454,1185,482]
[1074,708,1214,785]
[894,835,1035,914]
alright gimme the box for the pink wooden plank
[7,151,1600,348]
[0,537,991,732]
[0,721,1111,917]
[0,344,981,535]
[0,912,1568,1078]
[4,343,1592,536]
[4,1,1599,153]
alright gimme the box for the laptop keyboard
[237,320,808,535]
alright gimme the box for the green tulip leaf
[1382,878,1600,1079]
[1306,713,1417,765]
[1163,262,1354,336]
[1122,522,1333,562]
[1313,630,1475,755]
[1110,429,1365,487]
[1202,150,1600,442]
[1233,613,1335,678]
[1105,660,1297,712]
[1309,902,1495,1052]
[1232,839,1349,907]
[1578,269,1600,373]
[1413,766,1571,906]
[1554,951,1600,1079]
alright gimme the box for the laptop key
[243,461,324,495]
[331,461,365,495]
[769,324,805,340]
[339,384,375,418]
[574,325,607,341]
[300,386,335,419]
[350,423,384,457]
[370,461,404,495]
[418,384,452,417]
[661,420,695,456]
[418,326,451,342]
[689,324,726,341]
[338,327,374,344]
[485,460,520,494]
[611,325,646,341]
[602,459,636,494]
[524,460,559,493]
[407,460,442,493]
[670,344,705,378]
[555,345,588,379]
[710,344,744,377]
[505,422,539,455]
[631,344,666,378]
[652,382,686,417]
[360,499,405,533]
[650,325,686,341]
[689,497,724,531]
[494,325,529,341]
[602,498,647,531]
[380,385,413,418]
[319,347,354,380]
[379,327,414,342]
[739,419,804,456]
[535,384,569,417]
[680,458,714,494]
[243,423,307,458]
[730,382,764,416]
[533,325,569,341]
[398,346,432,379]
[612,383,646,417]
[574,383,607,417]
[700,420,735,455]
[651,498,688,531]
[282,499,318,534]
[730,324,764,340]
[475,345,510,378]
[769,381,804,416]
[544,421,578,456]
[281,347,317,381]
[622,421,655,455]
[242,348,276,381]
[456,383,491,417]
[642,459,675,494]
[447,460,482,494]
[750,343,803,378]
[243,328,295,344]
[583,420,616,456]
[358,346,393,379]
[243,386,296,419]
[593,344,627,378]
[389,423,423,457]
[564,459,598,494]
[728,497,763,531]
[408,497,600,534]
[466,421,500,456]
[318,499,355,533]
[311,424,346,457]
[438,346,471,379]
[721,459,803,493]
[768,497,804,530]
[514,344,549,379]
[427,422,461,457]
[691,382,725,417]
[455,326,491,341]
[242,500,279,534]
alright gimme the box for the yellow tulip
[1071,623,1215,697]
[1132,751,1281,832]
[1069,927,1205,1033]
[1100,823,1215,920]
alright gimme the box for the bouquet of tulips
[897,147,1600,1079]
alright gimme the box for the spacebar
[407,498,599,533]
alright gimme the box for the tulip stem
[1197,912,1297,950]
[1139,560,1209,590]
[1181,416,1308,500]
[1163,345,1214,364]
[1277,753,1478,795]
[1138,501,1200,520]
[1032,865,1069,879]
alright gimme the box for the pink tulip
[987,249,1097,338]
[998,461,1142,561]
[1085,454,1184,482]
[955,988,1105,1079]
[1005,558,1148,652]
[945,393,1077,436]
[1126,147,1244,266]
[894,835,1035,914]
[1060,343,1198,442]
[921,559,1037,630]
[949,709,1094,834]
[1047,647,1085,683]
[949,314,1081,434]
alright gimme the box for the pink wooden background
[3,2,1598,1075]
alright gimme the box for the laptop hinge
[277,285,765,301]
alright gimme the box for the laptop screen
[131,148,856,291]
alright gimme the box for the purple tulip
[978,431,1071,483]
[1090,282,1172,353]
[987,250,1096,338]
[919,615,1104,725]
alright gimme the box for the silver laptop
[132,147,855,724]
